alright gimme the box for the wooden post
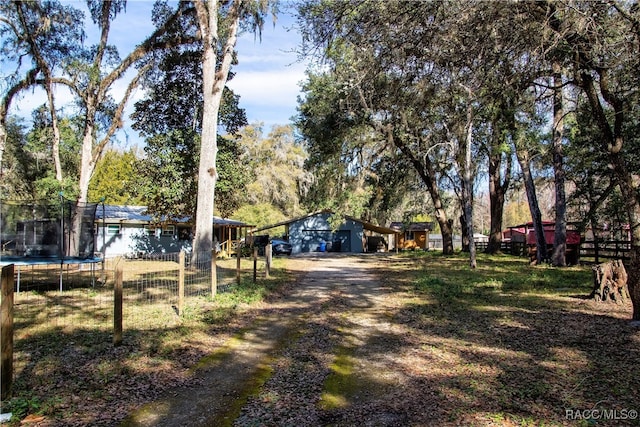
[1,265,14,400]
[265,243,272,278]
[211,249,217,298]
[178,251,185,316]
[236,247,241,285]
[253,246,258,283]
[113,260,123,346]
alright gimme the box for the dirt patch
[124,253,366,426]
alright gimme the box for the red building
[506,221,581,264]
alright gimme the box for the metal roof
[254,210,398,235]
[389,221,434,232]
[96,205,253,227]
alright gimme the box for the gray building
[256,211,397,255]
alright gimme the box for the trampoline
[0,196,104,292]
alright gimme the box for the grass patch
[407,251,592,297]
[4,257,295,426]
[319,346,357,410]
[375,251,638,425]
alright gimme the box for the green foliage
[5,395,41,421]
[408,251,590,297]
[236,123,310,217]
[233,203,287,234]
[89,149,143,204]
[1,112,81,201]
[215,136,252,218]
[137,129,199,220]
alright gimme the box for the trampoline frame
[0,256,103,292]
[0,196,105,292]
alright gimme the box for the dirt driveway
[123,253,410,426]
[121,252,640,427]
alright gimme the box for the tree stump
[591,259,630,303]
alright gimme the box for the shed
[389,221,434,250]
[255,211,398,255]
[507,221,581,264]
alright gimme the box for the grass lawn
[2,251,639,426]
[377,251,639,425]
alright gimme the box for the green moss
[206,361,275,427]
[319,346,357,410]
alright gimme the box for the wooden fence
[579,239,630,264]
[1,264,14,400]
[476,239,631,264]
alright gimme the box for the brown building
[389,222,434,251]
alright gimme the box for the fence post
[236,248,241,285]
[113,259,123,346]
[178,251,185,316]
[1,265,14,400]
[253,246,258,284]
[211,249,217,298]
[265,244,271,278]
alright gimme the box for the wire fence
[2,250,271,396]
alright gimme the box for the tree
[25,108,81,199]
[534,0,640,318]
[237,123,311,217]
[191,0,272,256]
[88,148,142,205]
[13,1,83,184]
[131,43,250,221]
[0,0,82,181]
[297,1,461,254]
[550,61,568,266]
[0,116,29,199]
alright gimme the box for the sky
[4,1,309,145]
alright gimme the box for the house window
[162,225,175,236]
[144,225,157,237]
[107,224,121,235]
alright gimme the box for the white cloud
[5,4,310,137]
[227,65,306,107]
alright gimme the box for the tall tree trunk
[45,84,63,183]
[192,0,241,257]
[421,155,455,255]
[578,69,640,320]
[460,214,469,252]
[461,104,476,268]
[15,1,63,183]
[516,149,547,264]
[486,107,513,254]
[72,126,98,257]
[551,62,567,266]
[0,123,6,178]
[389,129,455,254]
[487,138,511,254]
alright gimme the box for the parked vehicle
[271,239,292,256]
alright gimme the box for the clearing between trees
[123,253,639,427]
[9,252,640,426]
